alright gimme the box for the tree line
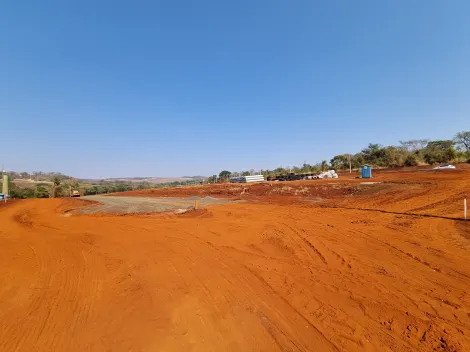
[214,131,470,181]
[3,176,201,199]
[81,180,199,196]
[3,131,470,192]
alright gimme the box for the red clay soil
[115,177,365,200]
[1,168,470,351]
[119,167,470,217]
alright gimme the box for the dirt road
[1,168,469,351]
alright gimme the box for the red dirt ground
[1,167,469,351]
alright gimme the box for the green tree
[9,183,22,198]
[260,169,272,177]
[361,144,387,166]
[115,184,129,192]
[23,188,35,198]
[351,153,365,168]
[399,139,429,152]
[423,140,456,164]
[51,176,61,198]
[219,170,232,180]
[330,155,348,170]
[383,146,407,167]
[300,163,315,173]
[291,166,301,174]
[206,175,217,183]
[274,167,287,175]
[454,150,468,162]
[35,186,50,198]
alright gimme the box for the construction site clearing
[228,170,339,183]
[1,166,469,352]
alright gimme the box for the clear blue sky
[1,1,469,178]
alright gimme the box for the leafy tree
[399,139,429,152]
[361,143,387,166]
[115,184,129,192]
[55,185,68,198]
[454,131,470,151]
[444,147,457,162]
[330,155,349,170]
[22,188,36,198]
[206,175,217,183]
[291,166,301,174]
[35,186,50,198]
[383,146,408,168]
[274,167,287,175]
[219,170,232,180]
[423,140,456,164]
[8,183,21,198]
[426,140,454,149]
[352,153,365,168]
[8,182,35,199]
[300,163,315,173]
[260,169,274,177]
[51,176,61,198]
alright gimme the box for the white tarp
[318,170,338,179]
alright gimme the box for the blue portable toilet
[361,165,372,178]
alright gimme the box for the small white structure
[230,175,265,183]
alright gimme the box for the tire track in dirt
[0,243,40,351]
[281,223,328,265]
[0,202,108,351]
[201,226,348,351]
[242,264,341,351]
[175,228,341,351]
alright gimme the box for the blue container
[361,165,372,178]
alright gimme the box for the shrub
[404,154,419,166]
[35,186,50,198]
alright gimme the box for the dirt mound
[118,166,470,218]
[117,179,366,201]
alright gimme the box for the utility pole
[465,198,467,221]
[2,169,9,202]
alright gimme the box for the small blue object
[361,165,372,178]
[0,194,4,200]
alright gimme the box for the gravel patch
[79,195,234,214]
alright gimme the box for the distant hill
[96,176,205,184]
[4,171,205,184]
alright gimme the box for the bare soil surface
[1,166,469,351]
[79,195,234,214]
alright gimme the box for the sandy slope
[0,169,469,351]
